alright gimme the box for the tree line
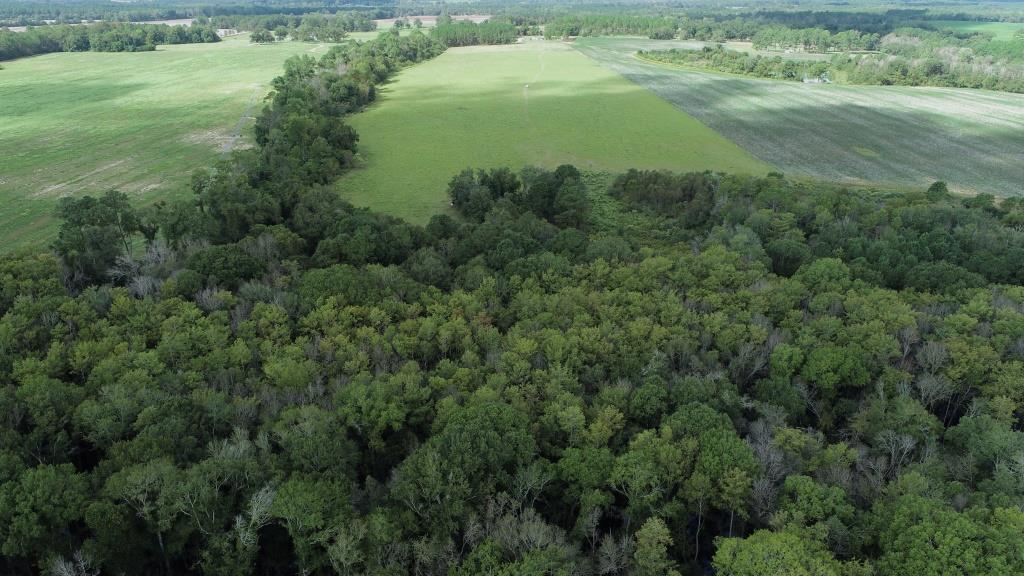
[0,22,219,61]
[640,27,1024,93]
[639,47,831,83]
[0,1,397,27]
[537,7,1024,92]
[430,18,517,47]
[215,12,376,43]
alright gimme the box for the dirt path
[222,85,262,155]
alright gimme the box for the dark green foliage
[611,169,716,217]
[185,244,263,289]
[643,26,1023,92]
[449,165,589,228]
[51,190,152,286]
[614,169,1024,289]
[23,161,1024,573]
[212,12,375,42]
[0,21,219,61]
[431,20,517,47]
[9,6,1024,574]
[641,46,831,82]
[249,29,274,43]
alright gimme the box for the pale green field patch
[0,34,325,250]
[337,39,770,223]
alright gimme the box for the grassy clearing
[932,20,1024,40]
[575,37,1024,196]
[337,39,770,224]
[0,34,327,251]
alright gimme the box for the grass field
[0,34,328,251]
[575,37,1024,196]
[337,39,770,223]
[932,20,1024,40]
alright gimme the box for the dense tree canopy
[2,3,1024,575]
[0,21,219,61]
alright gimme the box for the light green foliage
[872,473,1024,576]
[776,475,854,530]
[0,464,87,558]
[713,529,866,576]
[633,517,681,576]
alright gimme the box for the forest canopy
[2,4,1024,576]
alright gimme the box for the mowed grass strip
[0,35,328,251]
[575,37,1024,197]
[337,40,770,223]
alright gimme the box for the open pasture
[575,37,1024,196]
[0,34,327,250]
[337,39,770,223]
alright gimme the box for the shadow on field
[575,39,1024,195]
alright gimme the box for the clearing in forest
[0,34,324,251]
[930,20,1024,41]
[338,40,770,223]
[574,37,1024,197]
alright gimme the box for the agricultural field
[338,39,770,223]
[372,14,491,28]
[575,36,1024,196]
[932,20,1024,40]
[0,34,328,251]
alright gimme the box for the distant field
[0,35,326,251]
[372,14,491,28]
[575,37,1024,196]
[932,20,1024,40]
[338,39,770,223]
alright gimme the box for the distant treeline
[541,9,1021,55]
[751,26,880,52]
[642,34,1024,93]
[541,11,922,41]
[430,18,517,47]
[217,12,376,42]
[639,47,831,82]
[0,1,395,27]
[831,28,1024,92]
[744,9,930,35]
[0,22,219,61]
[544,14,679,38]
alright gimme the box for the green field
[575,37,1024,196]
[932,20,1024,40]
[0,34,329,251]
[338,39,770,223]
